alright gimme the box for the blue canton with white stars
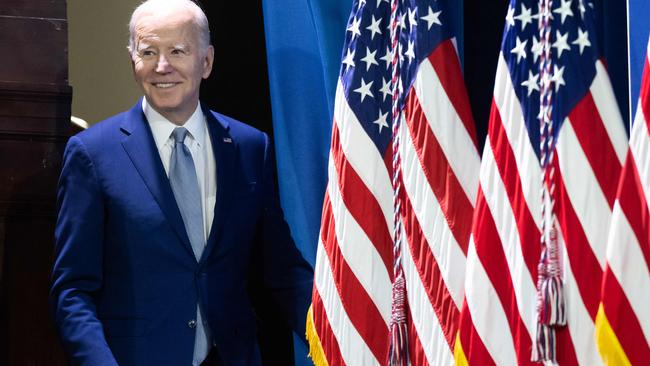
[503,0,601,158]
[339,0,456,156]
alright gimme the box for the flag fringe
[306,305,330,366]
[453,331,470,366]
[595,303,632,366]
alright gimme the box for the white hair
[127,0,210,57]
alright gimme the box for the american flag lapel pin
[223,137,232,143]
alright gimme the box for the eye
[171,48,187,56]
[139,50,156,59]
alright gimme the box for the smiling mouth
[152,82,179,89]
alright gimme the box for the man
[50,1,313,365]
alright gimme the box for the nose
[155,54,173,73]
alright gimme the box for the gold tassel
[306,305,330,366]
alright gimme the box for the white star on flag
[380,46,393,70]
[515,4,533,31]
[408,7,418,31]
[554,0,574,24]
[379,77,392,101]
[572,28,591,54]
[366,15,382,40]
[342,48,356,71]
[511,36,528,63]
[531,36,543,62]
[521,70,540,96]
[404,40,416,63]
[361,47,379,71]
[421,6,442,30]
[552,30,571,57]
[373,110,389,133]
[347,17,362,40]
[354,78,374,102]
[505,5,515,28]
[551,64,566,91]
[398,12,407,30]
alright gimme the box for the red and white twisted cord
[388,0,408,365]
[533,0,566,362]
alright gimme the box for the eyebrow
[136,42,153,51]
[173,44,189,51]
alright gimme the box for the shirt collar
[142,98,206,150]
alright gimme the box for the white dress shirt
[144,99,217,242]
[143,98,216,365]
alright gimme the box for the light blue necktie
[168,127,209,365]
[169,127,204,260]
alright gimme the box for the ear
[129,51,137,76]
[202,45,215,79]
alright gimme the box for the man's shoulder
[206,109,266,142]
[69,107,138,158]
[74,106,136,142]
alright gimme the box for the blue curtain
[261,1,351,364]
[262,0,351,269]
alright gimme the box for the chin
[149,98,182,112]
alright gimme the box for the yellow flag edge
[306,305,330,366]
[595,302,632,366]
[453,330,470,366]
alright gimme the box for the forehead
[134,10,199,45]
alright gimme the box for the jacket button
[188,319,197,328]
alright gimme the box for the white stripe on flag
[413,58,481,203]
[314,239,380,365]
[560,237,604,366]
[327,155,392,323]
[464,235,518,366]
[606,202,650,342]
[333,83,393,230]
[480,137,538,336]
[402,230,455,365]
[556,117,612,268]
[591,61,628,165]
[400,115,467,308]
[493,54,543,222]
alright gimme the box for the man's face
[131,10,214,124]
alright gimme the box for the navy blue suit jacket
[50,101,313,366]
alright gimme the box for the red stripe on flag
[618,153,650,268]
[554,321,580,365]
[553,157,603,319]
[427,39,479,149]
[320,193,389,363]
[330,123,393,274]
[489,100,541,277]
[457,299,496,366]
[601,265,650,365]
[407,303,429,366]
[567,93,622,207]
[641,56,650,127]
[403,91,474,255]
[312,288,346,366]
[400,182,459,349]
[472,188,537,366]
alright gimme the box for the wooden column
[0,1,71,365]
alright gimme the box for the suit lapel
[119,101,196,260]
[201,106,237,263]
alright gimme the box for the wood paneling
[0,18,68,85]
[0,0,66,18]
[0,1,70,365]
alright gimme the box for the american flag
[306,0,479,364]
[455,0,628,364]
[595,37,650,364]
